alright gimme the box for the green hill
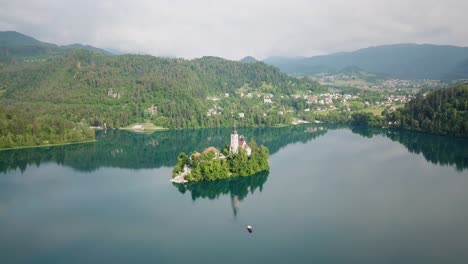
[240,56,258,63]
[0,31,57,60]
[386,85,468,136]
[264,44,468,80]
[0,31,109,61]
[0,49,323,149]
[0,52,320,105]
[0,31,45,46]
[60,43,111,54]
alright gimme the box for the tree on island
[172,138,269,182]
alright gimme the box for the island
[172,127,269,182]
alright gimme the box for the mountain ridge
[264,43,468,80]
[3,31,468,80]
[240,56,258,63]
[0,31,110,60]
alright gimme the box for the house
[191,147,224,160]
[147,105,158,116]
[207,105,222,116]
[207,108,217,116]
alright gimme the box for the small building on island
[191,147,223,160]
[200,146,224,159]
[203,146,221,156]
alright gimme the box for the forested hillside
[386,85,468,136]
[0,49,322,148]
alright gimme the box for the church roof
[238,138,251,150]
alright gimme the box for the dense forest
[0,48,323,149]
[0,105,95,148]
[386,85,468,136]
[349,85,468,137]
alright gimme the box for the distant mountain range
[2,31,468,80]
[264,44,468,80]
[0,31,113,60]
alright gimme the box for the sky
[0,0,467,59]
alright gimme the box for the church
[230,126,252,156]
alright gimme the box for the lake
[1,126,468,264]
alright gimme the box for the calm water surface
[1,126,467,264]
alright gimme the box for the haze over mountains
[264,44,468,80]
[1,31,468,80]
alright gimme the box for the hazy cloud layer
[1,0,467,59]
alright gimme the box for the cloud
[0,0,467,59]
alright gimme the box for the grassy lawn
[360,106,387,116]
[121,122,167,132]
[359,104,405,116]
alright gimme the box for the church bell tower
[230,125,239,154]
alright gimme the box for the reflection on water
[351,127,468,171]
[0,125,328,173]
[173,171,269,218]
[1,126,468,264]
[0,125,466,175]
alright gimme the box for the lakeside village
[313,74,446,90]
[206,92,412,118]
[172,127,269,183]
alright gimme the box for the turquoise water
[1,126,467,263]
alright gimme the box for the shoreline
[1,124,464,152]
[0,123,324,151]
[173,169,269,184]
[119,127,169,133]
[0,140,96,152]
